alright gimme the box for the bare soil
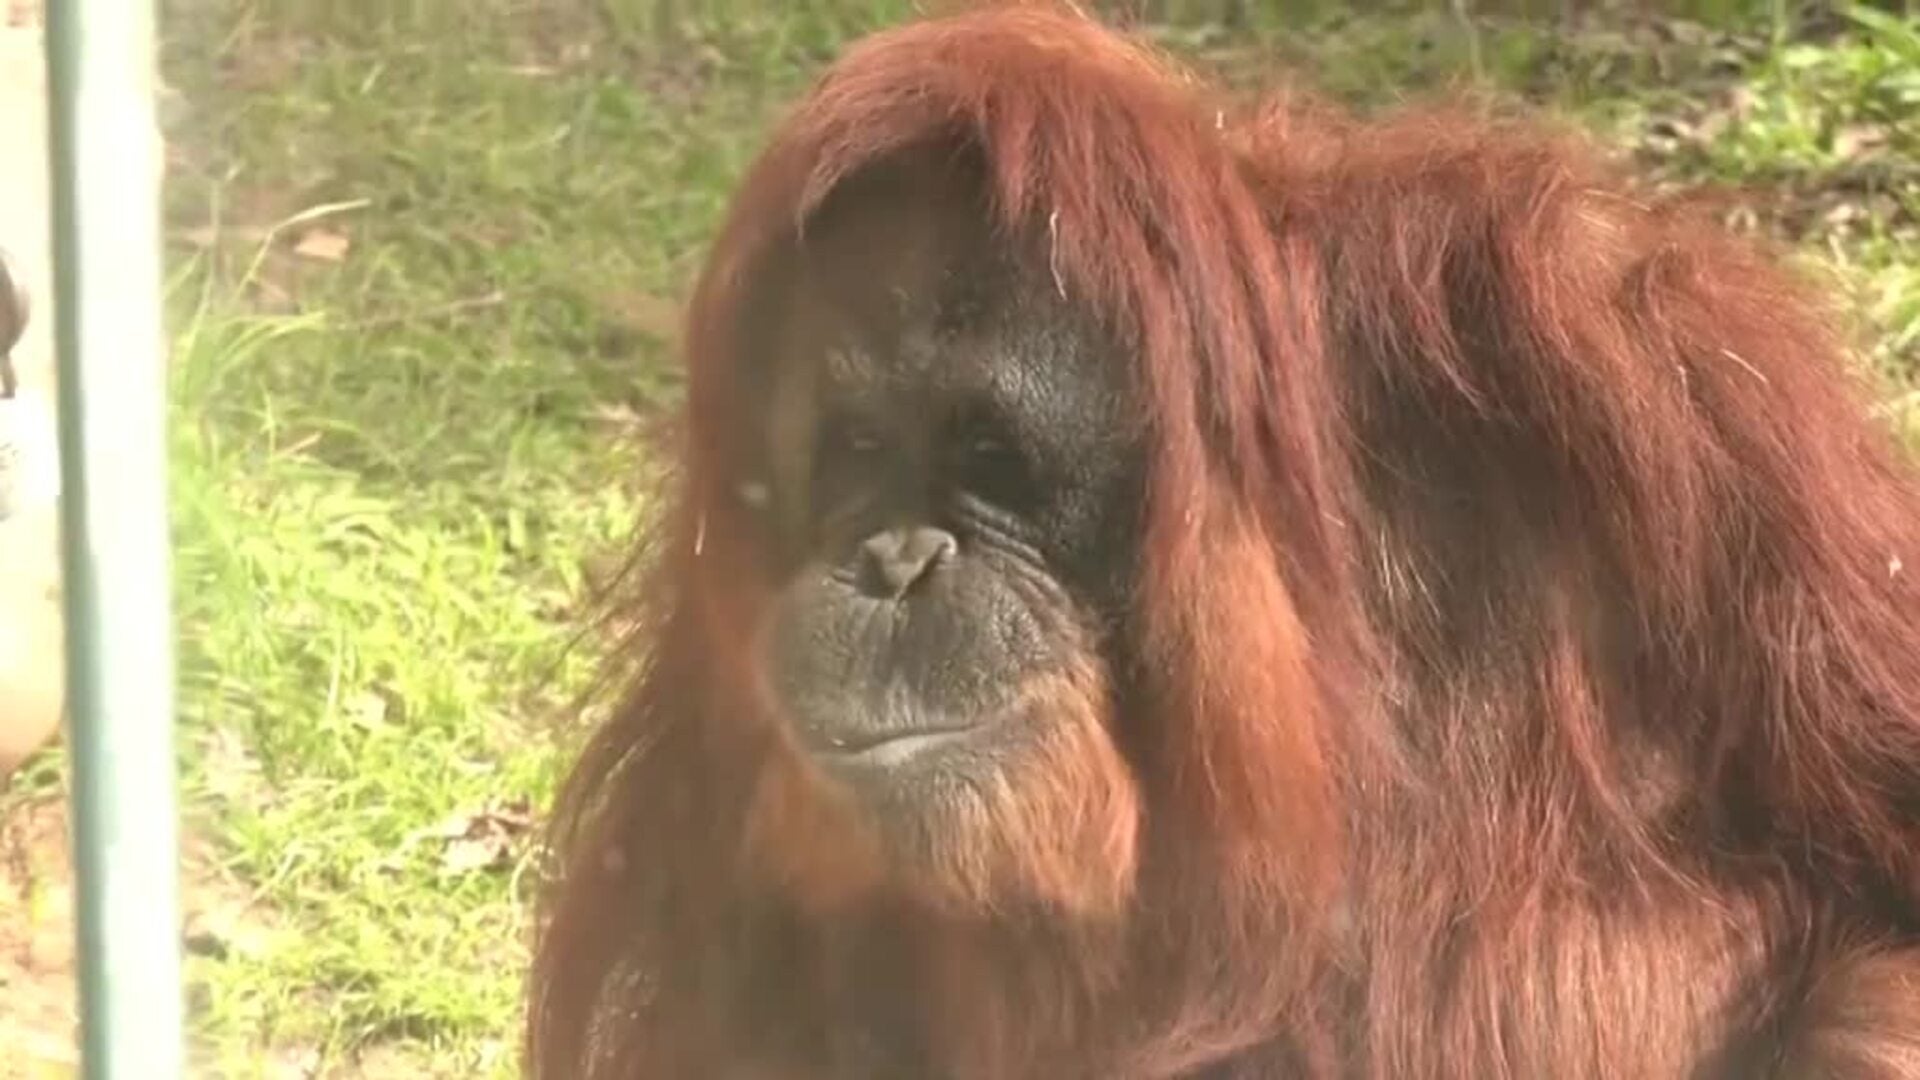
[0,793,80,1078]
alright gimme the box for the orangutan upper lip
[810,724,977,760]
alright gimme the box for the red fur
[526,4,1920,1076]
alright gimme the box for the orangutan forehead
[785,204,1055,392]
[794,179,1011,333]
[780,227,1116,414]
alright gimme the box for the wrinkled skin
[744,154,1148,873]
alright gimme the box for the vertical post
[43,0,183,1076]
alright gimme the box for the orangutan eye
[821,414,886,459]
[951,419,1030,505]
[965,434,1015,464]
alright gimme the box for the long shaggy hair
[526,4,1920,1077]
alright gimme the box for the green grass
[5,0,1915,1074]
[154,4,778,1073]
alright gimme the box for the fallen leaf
[443,835,513,875]
[346,690,390,730]
[592,402,645,433]
[602,289,684,346]
[1693,109,1731,144]
[176,225,221,250]
[181,903,273,961]
[266,1048,324,1080]
[1832,124,1891,163]
[196,725,263,804]
[1823,200,1867,229]
[403,798,536,877]
[292,228,351,262]
[250,275,298,314]
[1640,114,1706,158]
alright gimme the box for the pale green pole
[44,0,184,1076]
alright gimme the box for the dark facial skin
[745,153,1147,817]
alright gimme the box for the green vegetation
[4,1,1914,1075]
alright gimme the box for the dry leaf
[267,1048,324,1080]
[603,289,684,345]
[197,725,263,803]
[177,225,221,250]
[406,798,536,877]
[346,690,389,729]
[248,273,298,315]
[592,402,645,433]
[1832,124,1891,163]
[1640,114,1705,158]
[1823,200,1866,228]
[293,228,351,262]
[182,903,273,961]
[443,835,512,875]
[1727,85,1759,120]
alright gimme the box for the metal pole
[43,0,184,1076]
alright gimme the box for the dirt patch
[1,789,284,1077]
[0,793,81,1077]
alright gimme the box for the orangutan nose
[859,526,957,599]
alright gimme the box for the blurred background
[1,1,1915,1076]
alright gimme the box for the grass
[3,0,1916,1075]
